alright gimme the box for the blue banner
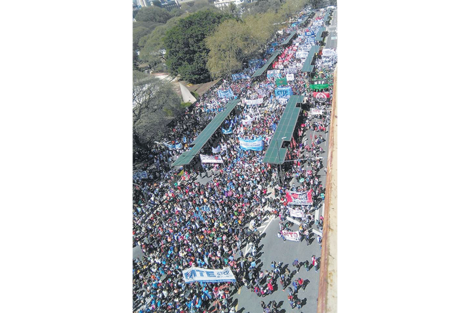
[275,87,293,98]
[218,89,234,99]
[175,143,183,149]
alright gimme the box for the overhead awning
[172,99,240,167]
[263,95,304,164]
[252,50,282,78]
[301,45,319,73]
[281,32,297,46]
[316,27,326,42]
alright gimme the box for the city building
[213,0,244,9]
[161,0,179,10]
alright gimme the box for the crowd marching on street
[133,6,336,313]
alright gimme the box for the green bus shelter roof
[301,45,319,73]
[281,32,297,46]
[316,27,326,42]
[263,95,304,164]
[172,99,239,167]
[252,50,282,78]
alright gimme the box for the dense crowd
[133,8,336,313]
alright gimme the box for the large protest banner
[239,136,264,151]
[286,74,295,81]
[286,190,314,205]
[182,267,236,284]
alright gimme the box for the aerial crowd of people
[133,6,336,313]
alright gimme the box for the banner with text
[288,207,305,218]
[244,98,264,105]
[182,267,236,284]
[281,230,300,242]
[286,190,314,205]
[218,89,234,99]
[267,70,282,79]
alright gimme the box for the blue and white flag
[218,89,234,99]
[164,143,176,150]
[183,137,187,144]
[212,146,221,154]
[182,267,236,284]
[239,136,264,151]
[222,126,233,134]
[175,143,183,149]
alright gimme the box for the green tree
[139,13,190,67]
[135,6,172,24]
[163,10,234,83]
[206,11,282,78]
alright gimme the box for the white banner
[310,109,323,115]
[281,230,300,242]
[200,154,224,164]
[288,207,305,218]
[244,98,264,105]
[182,267,236,284]
[286,74,295,81]
[212,146,221,154]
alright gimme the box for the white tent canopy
[179,83,197,104]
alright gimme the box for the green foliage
[164,10,234,83]
[134,26,153,49]
[139,13,190,65]
[181,101,192,108]
[206,0,309,79]
[135,6,172,24]
[190,91,199,99]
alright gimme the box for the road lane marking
[261,215,275,234]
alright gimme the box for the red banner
[285,190,313,205]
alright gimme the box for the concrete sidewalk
[317,66,338,313]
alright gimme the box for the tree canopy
[133,73,183,145]
[163,10,234,83]
[135,6,172,24]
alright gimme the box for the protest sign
[281,230,300,242]
[239,136,264,151]
[200,154,224,164]
[286,190,314,205]
[182,267,236,284]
